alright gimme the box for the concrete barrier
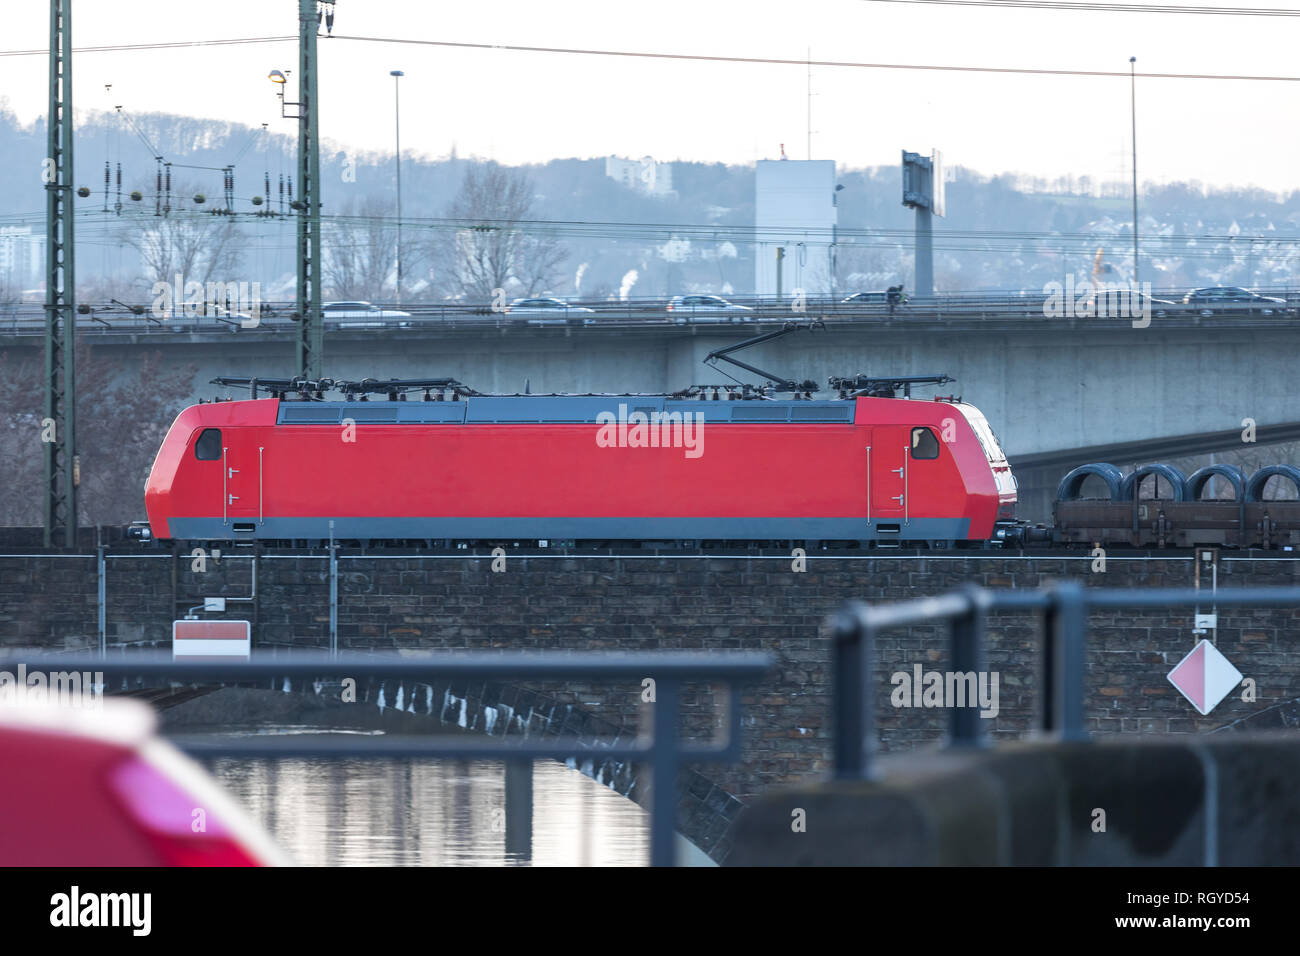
[726,731,1300,866]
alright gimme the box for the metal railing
[3,292,1300,337]
[6,651,771,867]
[831,581,1300,779]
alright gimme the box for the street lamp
[1130,56,1138,289]
[832,183,845,298]
[268,69,300,120]
[391,69,404,307]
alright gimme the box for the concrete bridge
[5,311,1295,522]
[4,530,1300,862]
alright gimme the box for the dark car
[1182,287,1290,316]
[842,287,907,309]
[840,291,890,306]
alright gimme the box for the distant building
[605,156,675,199]
[0,226,42,292]
[754,160,837,298]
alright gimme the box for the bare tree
[835,244,901,293]
[322,196,398,301]
[0,344,197,527]
[430,163,567,300]
[119,180,245,298]
[1158,444,1300,501]
[0,350,42,526]
[0,273,20,320]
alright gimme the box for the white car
[666,294,754,323]
[505,297,596,325]
[323,301,413,328]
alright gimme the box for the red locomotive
[143,380,1017,548]
[142,322,1017,547]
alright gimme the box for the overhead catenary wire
[4,202,1300,250]
[326,35,1300,83]
[0,36,295,57]
[1,33,1299,82]
[17,206,1300,268]
[861,0,1300,15]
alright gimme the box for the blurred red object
[0,696,286,866]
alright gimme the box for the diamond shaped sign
[1167,640,1242,716]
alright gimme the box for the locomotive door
[222,442,264,528]
[868,428,908,524]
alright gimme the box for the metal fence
[831,581,1300,779]
[5,651,771,867]
[4,291,1300,337]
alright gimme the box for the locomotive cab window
[910,427,940,460]
[194,428,222,461]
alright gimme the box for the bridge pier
[504,759,533,861]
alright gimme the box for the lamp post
[391,69,404,307]
[1130,56,1138,290]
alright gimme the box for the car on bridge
[322,301,413,328]
[666,294,754,323]
[1182,287,1291,316]
[1087,288,1178,318]
[505,297,597,325]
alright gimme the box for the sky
[1,0,1299,192]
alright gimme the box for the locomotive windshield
[954,405,1007,464]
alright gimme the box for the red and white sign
[172,620,251,661]
[1167,639,1242,716]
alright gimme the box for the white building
[0,226,42,292]
[754,159,837,298]
[605,156,675,198]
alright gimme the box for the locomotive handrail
[865,445,871,526]
[831,582,1300,780]
[903,443,909,527]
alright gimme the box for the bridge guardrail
[3,302,1300,337]
[3,650,772,867]
[831,582,1300,780]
